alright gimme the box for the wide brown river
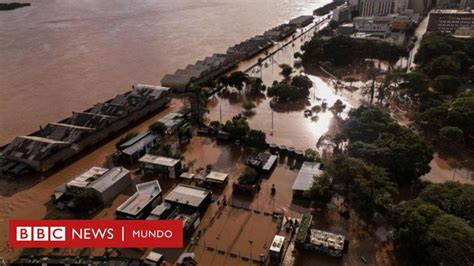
[0,0,329,146]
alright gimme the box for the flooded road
[206,24,355,151]
[0,0,329,146]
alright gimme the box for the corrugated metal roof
[292,162,323,192]
[165,184,210,208]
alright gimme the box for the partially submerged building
[114,132,159,164]
[289,15,314,28]
[54,166,132,209]
[292,162,323,197]
[164,184,212,214]
[3,85,170,173]
[161,54,237,91]
[246,152,278,173]
[204,171,229,186]
[116,180,162,220]
[156,112,186,134]
[295,214,345,257]
[139,154,182,178]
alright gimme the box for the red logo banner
[9,220,183,248]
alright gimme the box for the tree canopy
[238,166,259,185]
[223,114,250,138]
[342,106,433,184]
[267,74,312,103]
[322,155,397,220]
[415,91,474,145]
[393,199,474,266]
[419,182,474,224]
[301,35,407,67]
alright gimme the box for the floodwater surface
[0,0,329,146]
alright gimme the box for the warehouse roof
[165,184,210,208]
[292,162,323,192]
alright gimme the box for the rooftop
[205,171,229,183]
[147,202,172,220]
[3,136,68,161]
[309,229,345,251]
[270,235,285,252]
[292,162,323,192]
[157,112,185,130]
[66,166,109,189]
[116,180,162,216]
[139,154,180,167]
[88,167,130,193]
[289,15,314,25]
[431,9,474,14]
[88,103,131,118]
[119,132,157,156]
[34,123,95,143]
[165,184,211,208]
[62,112,115,129]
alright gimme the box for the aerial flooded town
[0,0,473,265]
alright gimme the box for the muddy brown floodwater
[0,0,329,146]
[1,1,472,264]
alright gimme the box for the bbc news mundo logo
[9,220,183,248]
[16,226,66,241]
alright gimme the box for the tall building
[408,0,433,15]
[394,0,410,13]
[460,0,474,8]
[359,0,395,16]
[427,9,474,32]
[358,0,409,16]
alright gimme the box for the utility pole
[219,103,222,123]
[270,109,274,136]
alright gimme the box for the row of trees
[414,32,474,79]
[211,114,267,149]
[397,33,474,147]
[301,35,408,67]
[217,71,266,96]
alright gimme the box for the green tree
[328,20,339,29]
[228,71,249,92]
[343,106,433,184]
[329,99,346,116]
[238,166,259,185]
[242,100,256,112]
[247,77,266,95]
[279,64,293,80]
[246,129,267,149]
[304,148,320,162]
[324,155,396,220]
[223,114,250,138]
[394,200,474,265]
[209,121,223,131]
[419,182,474,224]
[177,127,192,143]
[291,75,313,90]
[432,75,461,95]
[440,126,464,142]
[306,174,333,203]
[149,121,167,136]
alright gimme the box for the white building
[359,0,410,16]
